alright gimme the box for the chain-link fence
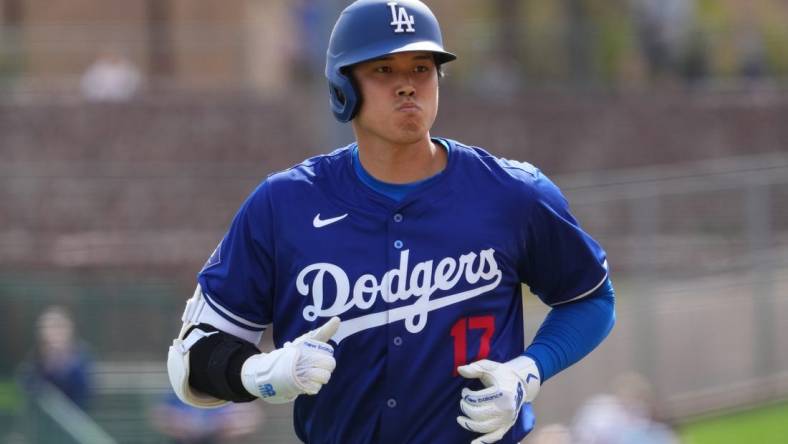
[532,152,788,425]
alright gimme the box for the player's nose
[396,84,416,97]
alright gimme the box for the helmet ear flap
[328,71,360,123]
[332,85,346,105]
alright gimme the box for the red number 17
[450,315,495,376]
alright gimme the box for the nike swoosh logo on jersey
[313,213,348,228]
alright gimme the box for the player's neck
[354,135,446,184]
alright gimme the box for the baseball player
[167,1,616,443]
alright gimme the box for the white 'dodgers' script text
[296,249,502,342]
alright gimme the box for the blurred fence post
[146,0,173,83]
[630,183,660,384]
[746,177,776,386]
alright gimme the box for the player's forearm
[186,324,259,402]
[167,321,258,408]
[167,292,340,407]
[524,278,616,382]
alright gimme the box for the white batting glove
[241,317,340,404]
[457,357,541,444]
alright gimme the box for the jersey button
[393,213,403,222]
[387,398,397,408]
[393,336,403,346]
[394,240,403,249]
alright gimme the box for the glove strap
[506,355,541,403]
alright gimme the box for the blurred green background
[1,1,787,443]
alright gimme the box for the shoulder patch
[201,241,222,272]
[500,158,538,177]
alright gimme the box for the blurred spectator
[150,391,264,444]
[630,0,700,84]
[571,372,678,444]
[80,50,142,102]
[289,0,329,83]
[736,28,768,81]
[18,305,94,411]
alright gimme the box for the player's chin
[391,124,428,143]
[393,115,429,135]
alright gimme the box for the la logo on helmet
[387,1,415,33]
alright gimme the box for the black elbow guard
[187,324,259,403]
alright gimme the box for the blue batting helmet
[325,0,456,122]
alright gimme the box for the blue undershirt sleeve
[523,278,616,382]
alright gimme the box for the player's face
[351,51,439,146]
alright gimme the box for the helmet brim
[329,40,456,75]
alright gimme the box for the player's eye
[414,65,431,73]
[374,66,392,74]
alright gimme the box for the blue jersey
[198,139,608,444]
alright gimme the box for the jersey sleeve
[518,170,608,306]
[197,180,276,331]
